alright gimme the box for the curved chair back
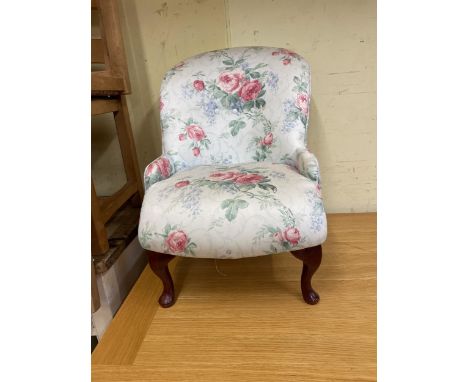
[159,46,311,168]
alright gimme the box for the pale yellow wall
[226,0,376,212]
[93,0,376,212]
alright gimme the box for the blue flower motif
[180,186,202,217]
[181,83,195,99]
[266,71,279,90]
[200,97,219,124]
[310,215,324,233]
[210,153,234,165]
[269,171,286,179]
[282,100,297,132]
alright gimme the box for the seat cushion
[138,162,326,259]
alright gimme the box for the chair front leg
[146,251,176,308]
[291,245,322,305]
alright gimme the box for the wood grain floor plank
[91,259,180,365]
[92,365,376,382]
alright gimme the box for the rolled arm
[295,148,321,184]
[143,154,176,191]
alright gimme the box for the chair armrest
[143,155,176,191]
[294,148,321,184]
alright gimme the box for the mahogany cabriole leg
[291,245,322,305]
[146,251,176,308]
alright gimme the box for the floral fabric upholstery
[159,46,311,167]
[138,47,327,259]
[139,162,326,259]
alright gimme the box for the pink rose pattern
[166,230,188,252]
[186,124,206,141]
[284,227,301,245]
[252,128,275,162]
[155,157,171,178]
[272,48,301,65]
[178,119,211,157]
[206,170,271,187]
[211,65,266,113]
[237,80,262,101]
[175,180,190,188]
[284,72,310,128]
[234,173,265,184]
[209,171,241,181]
[261,132,273,147]
[270,226,302,250]
[155,224,197,256]
[193,80,205,91]
[295,93,309,115]
[144,156,174,190]
[217,69,245,93]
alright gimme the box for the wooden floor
[92,213,376,381]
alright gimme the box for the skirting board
[92,237,147,340]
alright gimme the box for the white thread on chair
[214,259,228,276]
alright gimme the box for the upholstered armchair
[138,47,327,307]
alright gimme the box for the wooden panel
[91,97,120,116]
[98,181,137,223]
[91,0,98,10]
[91,38,105,64]
[91,181,109,256]
[92,213,376,381]
[91,71,125,95]
[98,0,131,93]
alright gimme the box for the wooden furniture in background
[91,0,143,308]
[91,0,130,96]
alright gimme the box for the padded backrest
[159,46,311,167]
